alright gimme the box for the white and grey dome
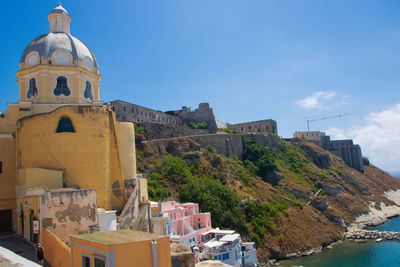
[20,3,98,72]
[20,33,98,70]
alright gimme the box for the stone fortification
[146,133,280,160]
[227,119,278,135]
[110,100,183,126]
[171,103,218,133]
[292,131,364,173]
[110,101,219,136]
[293,131,325,141]
[138,122,209,140]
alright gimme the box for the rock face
[300,144,331,169]
[323,185,345,196]
[291,189,313,201]
[264,171,284,186]
[310,197,329,211]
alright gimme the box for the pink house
[159,201,212,248]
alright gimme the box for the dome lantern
[47,2,71,34]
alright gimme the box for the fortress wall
[139,122,209,140]
[110,100,183,126]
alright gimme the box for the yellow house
[71,229,171,267]
[0,3,140,236]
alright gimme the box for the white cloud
[296,91,337,109]
[326,103,400,172]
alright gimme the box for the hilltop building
[293,131,364,172]
[293,131,325,141]
[0,3,149,246]
[227,119,278,135]
[110,101,220,139]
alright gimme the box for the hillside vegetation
[136,134,400,261]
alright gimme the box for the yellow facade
[42,228,71,267]
[18,168,63,190]
[0,136,17,231]
[16,194,41,242]
[16,105,133,210]
[71,230,171,267]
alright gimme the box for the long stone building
[227,119,278,135]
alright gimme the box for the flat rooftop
[72,230,167,245]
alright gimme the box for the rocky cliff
[137,134,400,262]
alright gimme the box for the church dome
[19,3,98,73]
[20,33,98,70]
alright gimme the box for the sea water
[278,210,400,267]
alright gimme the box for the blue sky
[1,0,400,171]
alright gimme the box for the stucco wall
[0,136,17,231]
[41,188,97,245]
[18,168,63,190]
[16,105,125,210]
[42,228,71,267]
[119,184,151,232]
[117,122,137,180]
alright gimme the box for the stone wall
[138,122,209,140]
[146,133,281,160]
[293,135,365,173]
[321,137,364,172]
[119,183,151,232]
[110,100,183,126]
[172,103,218,133]
[227,119,278,135]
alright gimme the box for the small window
[240,127,243,131]
[112,106,115,111]
[84,81,93,101]
[82,255,90,267]
[56,117,75,133]
[0,161,2,174]
[248,126,251,129]
[124,107,126,111]
[53,76,71,96]
[27,78,38,98]
[94,257,105,267]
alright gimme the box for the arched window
[53,76,71,96]
[56,117,75,133]
[27,78,38,98]
[84,81,93,101]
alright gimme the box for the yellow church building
[0,3,141,238]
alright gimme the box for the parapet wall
[146,133,280,160]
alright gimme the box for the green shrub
[160,155,192,183]
[189,121,208,129]
[243,139,277,179]
[210,154,222,167]
[182,151,202,161]
[155,187,172,200]
[180,176,248,235]
[207,145,217,153]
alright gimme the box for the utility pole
[304,113,350,132]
